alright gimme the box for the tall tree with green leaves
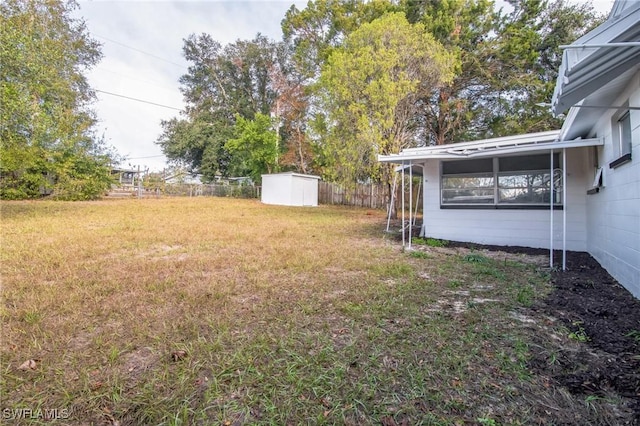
[317,12,456,185]
[225,113,279,183]
[486,0,603,136]
[0,0,113,200]
[403,0,500,144]
[404,0,602,144]
[281,0,399,80]
[157,34,287,180]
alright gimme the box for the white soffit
[551,1,640,115]
[559,67,639,140]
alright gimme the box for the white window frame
[617,111,632,156]
[610,109,633,168]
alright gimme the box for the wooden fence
[318,181,387,208]
[318,181,422,213]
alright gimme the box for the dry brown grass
[0,198,632,425]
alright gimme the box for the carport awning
[378,131,602,164]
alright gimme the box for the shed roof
[262,172,321,180]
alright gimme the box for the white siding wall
[586,73,640,297]
[261,173,319,207]
[261,174,293,206]
[420,149,590,251]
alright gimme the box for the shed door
[302,178,316,206]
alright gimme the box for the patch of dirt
[120,347,159,385]
[443,241,640,423]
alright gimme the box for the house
[261,172,320,207]
[379,0,640,298]
[110,168,138,188]
[164,172,203,185]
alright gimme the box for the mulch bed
[444,240,640,423]
[532,251,640,423]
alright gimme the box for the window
[498,171,561,204]
[442,174,494,204]
[441,154,562,208]
[610,110,632,168]
[441,159,494,204]
[618,112,632,155]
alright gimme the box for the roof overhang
[378,131,602,164]
[558,66,639,140]
[551,2,640,116]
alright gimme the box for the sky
[74,0,616,173]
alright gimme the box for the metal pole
[563,148,567,271]
[408,161,413,249]
[550,151,554,268]
[401,162,405,248]
[137,165,142,199]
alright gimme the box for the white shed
[261,172,321,207]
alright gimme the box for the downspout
[420,163,428,237]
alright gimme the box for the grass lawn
[0,197,597,425]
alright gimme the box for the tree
[0,0,113,200]
[268,42,314,174]
[225,113,279,183]
[158,34,286,179]
[403,0,500,144]
[157,114,236,180]
[486,0,604,136]
[281,0,400,81]
[404,0,602,144]
[317,13,455,185]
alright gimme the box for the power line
[94,34,186,69]
[95,66,178,91]
[95,89,182,111]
